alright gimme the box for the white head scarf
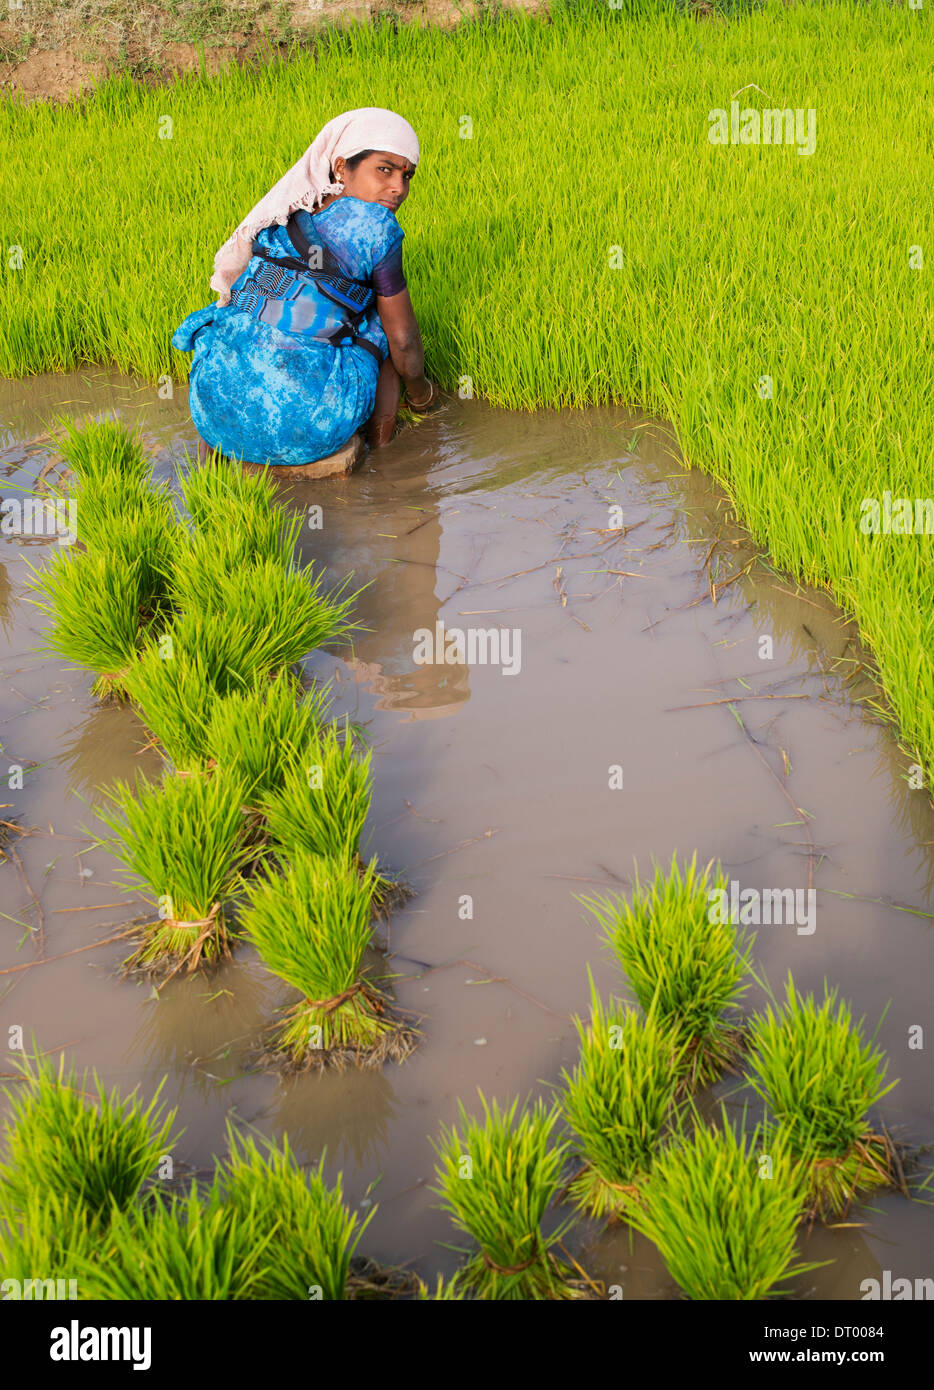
[210,106,420,304]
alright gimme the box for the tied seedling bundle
[168,535,357,673]
[261,720,403,909]
[432,1094,594,1301]
[241,850,417,1073]
[123,569,354,768]
[558,977,684,1222]
[745,974,900,1218]
[582,852,752,1088]
[613,1108,823,1301]
[31,548,165,702]
[0,1054,177,1285]
[95,765,259,975]
[73,1179,280,1301]
[179,452,303,570]
[28,418,178,700]
[204,671,333,809]
[217,1127,372,1300]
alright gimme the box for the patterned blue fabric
[171,197,405,466]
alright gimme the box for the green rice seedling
[260,721,404,907]
[180,455,303,569]
[745,974,899,1217]
[218,1125,371,1300]
[204,671,332,807]
[0,1053,176,1222]
[121,629,222,770]
[54,416,151,493]
[614,1108,824,1300]
[95,765,257,973]
[581,852,752,1088]
[28,547,158,700]
[0,1187,101,1297]
[73,1178,278,1301]
[241,850,416,1071]
[260,719,371,863]
[416,1275,467,1300]
[73,470,175,559]
[170,553,357,672]
[558,976,685,1222]
[432,1093,589,1301]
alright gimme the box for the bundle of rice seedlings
[74,471,175,560]
[259,721,403,907]
[121,630,222,770]
[95,766,257,973]
[122,608,324,772]
[260,720,372,864]
[0,1187,100,1297]
[745,974,899,1217]
[181,450,274,526]
[581,852,752,1087]
[28,547,159,701]
[432,1094,590,1301]
[241,850,417,1071]
[204,672,332,808]
[558,977,685,1222]
[73,1179,278,1301]
[217,1126,370,1300]
[55,415,151,493]
[0,1054,176,1223]
[91,502,179,629]
[170,554,357,674]
[180,457,302,570]
[613,1109,823,1300]
[51,417,179,621]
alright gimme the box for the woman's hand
[405,378,442,414]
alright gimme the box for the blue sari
[171,197,405,466]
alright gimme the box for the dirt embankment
[0,0,546,104]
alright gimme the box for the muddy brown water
[1,367,933,1299]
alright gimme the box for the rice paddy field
[1,0,933,1330]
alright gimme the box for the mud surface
[1,367,932,1296]
[0,0,546,105]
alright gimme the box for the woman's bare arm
[376,288,431,399]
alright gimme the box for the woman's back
[235,197,405,354]
[173,195,407,467]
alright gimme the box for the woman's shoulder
[314,197,403,258]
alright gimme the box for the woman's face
[333,150,416,211]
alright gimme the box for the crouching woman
[171,106,440,467]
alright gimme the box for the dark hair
[332,149,376,179]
